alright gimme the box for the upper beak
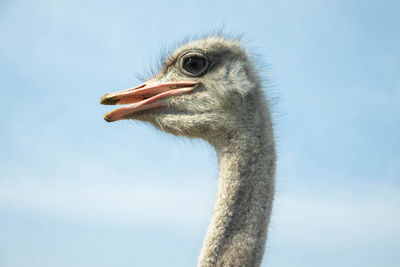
[100,81,198,122]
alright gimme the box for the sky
[0,0,399,266]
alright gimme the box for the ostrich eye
[183,56,207,76]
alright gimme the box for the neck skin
[198,112,276,267]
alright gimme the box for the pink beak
[100,81,198,122]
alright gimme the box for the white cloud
[2,176,399,267]
[0,178,216,228]
[272,185,400,245]
[1,177,399,244]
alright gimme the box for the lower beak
[100,81,198,122]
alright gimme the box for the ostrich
[100,36,276,267]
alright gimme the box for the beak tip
[104,114,115,123]
[100,94,118,105]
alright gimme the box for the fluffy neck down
[198,106,276,267]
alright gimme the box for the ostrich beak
[100,81,198,122]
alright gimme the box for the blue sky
[0,0,399,266]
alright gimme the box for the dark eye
[183,56,208,76]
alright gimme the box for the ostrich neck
[198,116,276,267]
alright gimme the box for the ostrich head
[100,37,264,144]
[100,37,275,266]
